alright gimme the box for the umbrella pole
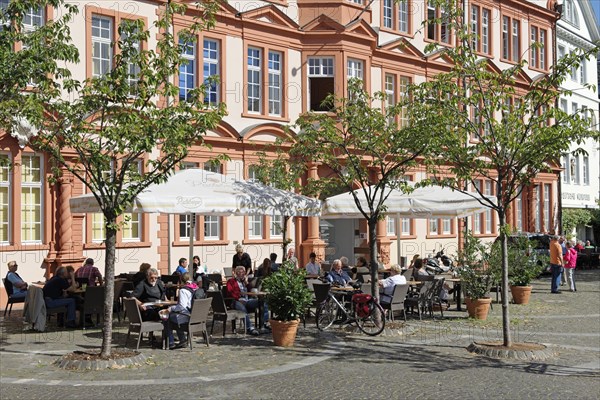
[189,213,195,274]
[167,214,172,274]
[395,214,402,267]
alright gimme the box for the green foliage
[261,261,313,322]
[562,209,592,239]
[590,200,600,244]
[455,231,492,299]
[488,237,543,286]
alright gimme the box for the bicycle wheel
[316,297,337,331]
[355,301,385,336]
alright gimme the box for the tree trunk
[100,219,116,357]
[281,215,290,263]
[499,211,512,347]
[368,218,379,300]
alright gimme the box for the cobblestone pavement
[1,270,599,399]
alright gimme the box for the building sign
[562,192,591,201]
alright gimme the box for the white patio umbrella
[322,183,495,264]
[70,169,321,269]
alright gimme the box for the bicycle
[316,282,385,336]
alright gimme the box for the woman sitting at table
[132,267,166,321]
[413,258,430,280]
[378,264,406,305]
[255,258,272,279]
[164,272,198,349]
[351,256,369,280]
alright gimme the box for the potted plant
[500,236,545,305]
[456,231,493,320]
[261,261,313,347]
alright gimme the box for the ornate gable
[344,18,378,39]
[379,38,424,58]
[238,5,299,30]
[302,15,345,32]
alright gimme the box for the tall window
[203,39,219,105]
[427,2,450,44]
[573,155,580,184]
[484,181,492,233]
[308,57,334,112]
[502,16,520,61]
[481,8,489,54]
[268,51,282,116]
[21,155,42,243]
[399,76,410,128]
[92,15,113,77]
[384,74,395,125]
[442,218,451,234]
[530,26,547,70]
[583,156,589,185]
[429,218,438,235]
[543,184,550,232]
[401,218,410,236]
[511,20,520,61]
[248,215,262,238]
[534,186,540,232]
[247,47,261,113]
[347,59,363,80]
[0,154,10,243]
[179,162,197,240]
[179,37,196,102]
[470,5,479,51]
[562,154,570,183]
[386,217,396,236]
[122,161,142,242]
[383,0,409,33]
[203,162,221,240]
[473,180,482,234]
[564,0,579,27]
[515,190,523,232]
[271,214,283,237]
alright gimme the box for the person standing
[5,261,28,300]
[285,247,298,269]
[232,244,252,274]
[563,241,578,292]
[549,235,564,294]
[75,258,103,286]
[559,237,567,286]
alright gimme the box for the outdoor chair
[3,278,25,317]
[223,267,233,278]
[360,283,372,296]
[381,284,410,322]
[404,281,435,320]
[113,279,125,322]
[79,286,105,329]
[180,298,212,350]
[416,274,435,282]
[429,278,446,319]
[207,273,223,290]
[123,298,165,350]
[401,268,413,278]
[207,290,246,336]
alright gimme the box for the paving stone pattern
[1,270,599,399]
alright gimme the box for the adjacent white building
[557,0,600,242]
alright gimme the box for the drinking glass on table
[82,283,87,291]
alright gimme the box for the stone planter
[270,319,300,347]
[510,285,532,305]
[465,297,492,320]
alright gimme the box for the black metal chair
[206,290,246,336]
[404,281,435,320]
[3,278,26,317]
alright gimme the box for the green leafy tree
[290,79,440,298]
[1,0,225,356]
[562,209,592,240]
[410,1,599,346]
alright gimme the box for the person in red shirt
[226,266,268,335]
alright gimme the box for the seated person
[414,258,430,279]
[326,259,352,286]
[165,273,199,350]
[5,260,28,300]
[339,256,352,276]
[255,258,272,279]
[269,253,280,272]
[304,252,320,275]
[173,258,188,278]
[75,258,103,287]
[408,254,420,269]
[132,267,166,321]
[378,264,406,305]
[351,256,369,278]
[226,266,269,335]
[42,266,78,328]
[132,263,151,287]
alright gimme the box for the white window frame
[543,184,550,232]
[270,214,283,238]
[484,181,492,234]
[515,190,523,232]
[179,37,196,102]
[204,215,220,240]
[398,1,408,33]
[122,160,142,242]
[203,38,219,105]
[308,57,334,112]
[0,153,11,244]
[21,154,43,243]
[583,156,589,185]
[401,218,411,236]
[247,47,262,113]
[511,20,520,62]
[429,219,438,236]
[92,15,113,78]
[347,59,363,80]
[481,9,489,54]
[470,5,479,51]
[534,186,541,232]
[268,50,282,116]
[539,29,546,70]
[383,0,393,29]
[442,218,451,235]
[384,74,395,125]
[562,154,570,183]
[502,16,509,60]
[386,216,396,236]
[530,26,537,68]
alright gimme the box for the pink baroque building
[1,0,563,308]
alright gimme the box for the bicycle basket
[353,293,373,318]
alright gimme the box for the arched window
[563,0,580,27]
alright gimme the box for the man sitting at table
[43,266,78,328]
[132,267,166,321]
[304,252,320,275]
[326,259,352,286]
[75,258,103,287]
[5,260,28,300]
[378,264,406,305]
[226,266,269,335]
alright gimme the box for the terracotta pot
[465,297,492,320]
[270,319,300,347]
[510,285,532,305]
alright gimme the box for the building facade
[1,0,568,302]
[556,0,600,242]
